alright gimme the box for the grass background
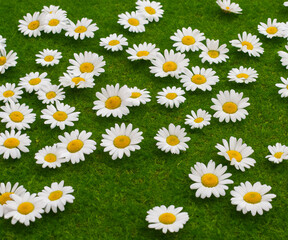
[0,0,288,239]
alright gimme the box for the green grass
[1,0,288,239]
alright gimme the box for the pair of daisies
[0,181,74,226]
[0,35,18,74]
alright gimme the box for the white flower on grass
[155,123,190,154]
[230,32,264,57]
[230,181,276,216]
[118,11,148,33]
[156,86,186,108]
[18,12,44,37]
[189,160,233,198]
[57,129,96,164]
[150,49,189,79]
[216,0,242,14]
[36,84,65,104]
[100,123,143,160]
[185,109,211,129]
[43,11,68,34]
[59,72,95,89]
[126,42,160,61]
[0,35,6,50]
[35,49,62,66]
[65,18,98,40]
[278,45,288,69]
[99,33,128,52]
[146,205,189,234]
[0,83,23,103]
[136,0,164,22]
[42,5,67,16]
[41,102,80,130]
[0,49,18,74]
[19,72,51,93]
[215,136,255,171]
[38,181,74,213]
[228,66,258,84]
[170,27,205,52]
[211,89,250,123]
[276,77,288,97]
[199,39,229,64]
[258,18,284,38]
[128,87,151,106]
[266,143,288,164]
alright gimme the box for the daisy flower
[154,123,191,154]
[135,0,164,22]
[266,143,288,164]
[128,87,151,106]
[42,5,67,16]
[36,84,65,104]
[65,18,99,40]
[228,66,258,84]
[0,102,36,131]
[4,192,45,226]
[180,66,219,91]
[258,18,284,38]
[216,0,242,14]
[43,11,68,34]
[38,181,74,213]
[19,72,51,93]
[35,49,62,66]
[150,49,189,79]
[278,45,288,69]
[276,77,288,97]
[146,205,189,234]
[41,101,80,130]
[93,83,132,118]
[99,33,128,52]
[185,109,211,129]
[35,144,67,168]
[0,35,6,50]
[126,42,160,61]
[57,129,96,164]
[170,27,205,52]
[0,49,18,74]
[211,89,250,123]
[59,72,95,89]
[199,39,229,64]
[230,181,276,216]
[100,123,143,160]
[230,32,264,57]
[18,12,44,37]
[215,136,255,171]
[0,83,23,103]
[117,11,148,33]
[156,86,186,108]
[0,129,31,159]
[189,160,233,198]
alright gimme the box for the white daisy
[135,0,164,22]
[100,33,128,52]
[100,123,143,160]
[59,72,95,89]
[276,77,288,97]
[216,0,242,14]
[180,66,219,91]
[185,109,211,129]
[126,42,160,61]
[36,84,65,104]
[278,45,288,69]
[18,12,44,37]
[0,49,18,74]
[230,181,276,216]
[266,143,288,164]
[230,32,264,57]
[19,72,51,93]
[154,123,191,154]
[0,35,6,50]
[43,11,68,34]
[150,49,189,79]
[146,205,189,234]
[285,2,288,7]
[38,181,74,213]
[228,66,258,84]
[0,83,23,103]
[156,86,186,108]
[189,160,233,198]
[128,87,151,106]
[170,27,205,52]
[42,5,67,16]
[35,49,62,66]
[65,18,99,40]
[211,89,250,123]
[117,11,148,33]
[41,101,80,130]
[258,18,284,38]
[199,39,229,64]
[57,129,96,164]
[215,136,256,172]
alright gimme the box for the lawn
[0,0,288,239]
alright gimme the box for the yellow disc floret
[131,92,142,98]
[105,96,122,109]
[53,111,68,121]
[191,74,206,84]
[80,62,94,73]
[46,91,56,99]
[44,153,57,163]
[44,55,54,62]
[0,192,13,205]
[0,56,6,66]
[243,192,262,204]
[165,93,177,100]
[113,135,131,148]
[222,102,238,114]
[274,152,283,159]
[201,173,219,187]
[72,77,85,85]
[236,73,249,79]
[67,139,84,153]
[128,18,139,26]
[145,6,156,15]
[136,51,149,57]
[266,26,278,35]
[194,117,204,123]
[208,50,219,58]
[48,19,60,26]
[9,111,24,123]
[158,213,176,224]
[4,138,20,149]
[48,190,63,201]
[18,202,34,215]
[166,135,180,146]
[226,150,242,162]
[29,78,41,86]
[241,41,254,50]
[182,36,196,45]
[3,90,14,98]
[108,40,120,46]
[28,20,40,30]
[163,61,177,72]
[74,26,87,33]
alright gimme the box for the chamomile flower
[42,5,67,16]
[258,18,284,38]
[65,18,99,40]
[230,181,276,216]
[93,83,132,118]
[18,12,44,37]
[216,0,242,14]
[35,49,62,66]
[100,123,143,160]
[228,66,258,84]
[150,49,189,79]
[36,84,65,104]
[146,205,189,234]
[0,35,6,50]
[156,86,186,108]
[170,27,205,52]
[0,129,31,159]
[215,136,255,172]
[278,45,288,69]
[230,32,264,57]
[185,109,211,129]
[199,39,229,64]
[99,33,128,52]
[57,129,96,164]
[128,87,151,106]
[117,11,148,33]
[266,143,288,164]
[0,102,36,131]
[43,11,68,34]
[211,89,250,123]
[35,144,67,168]
[135,0,164,22]
[38,181,74,213]
[0,49,18,74]
[276,77,288,97]
[154,123,190,154]
[126,42,160,61]
[180,66,219,91]
[59,72,95,89]
[189,160,233,198]
[0,83,23,103]
[19,72,51,93]
[41,102,80,130]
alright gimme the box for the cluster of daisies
[0,35,18,74]
[0,181,74,226]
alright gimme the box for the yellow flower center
[113,135,131,148]
[53,111,68,121]
[44,153,57,163]
[80,62,94,73]
[158,213,176,224]
[74,26,87,33]
[67,139,84,153]
[166,135,180,146]
[226,6,230,10]
[226,150,242,162]
[0,56,6,66]
[72,77,85,85]
[9,111,24,122]
[3,138,20,149]
[201,173,219,187]
[236,73,249,79]
[136,51,149,57]
[208,50,219,58]
[274,152,283,159]
[44,55,54,62]
[182,36,196,45]
[46,91,56,99]
[29,78,41,86]
[48,190,63,201]
[130,92,142,98]
[241,41,254,50]
[191,74,207,84]
[105,96,122,109]
[0,192,13,205]
[266,26,278,34]
[48,19,60,26]
[3,90,14,98]
[163,61,177,72]
[222,102,238,114]
[165,93,177,100]
[28,20,40,30]
[108,40,120,46]
[145,6,156,15]
[128,18,139,26]
[18,202,34,215]
[194,117,204,123]
[243,192,262,204]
